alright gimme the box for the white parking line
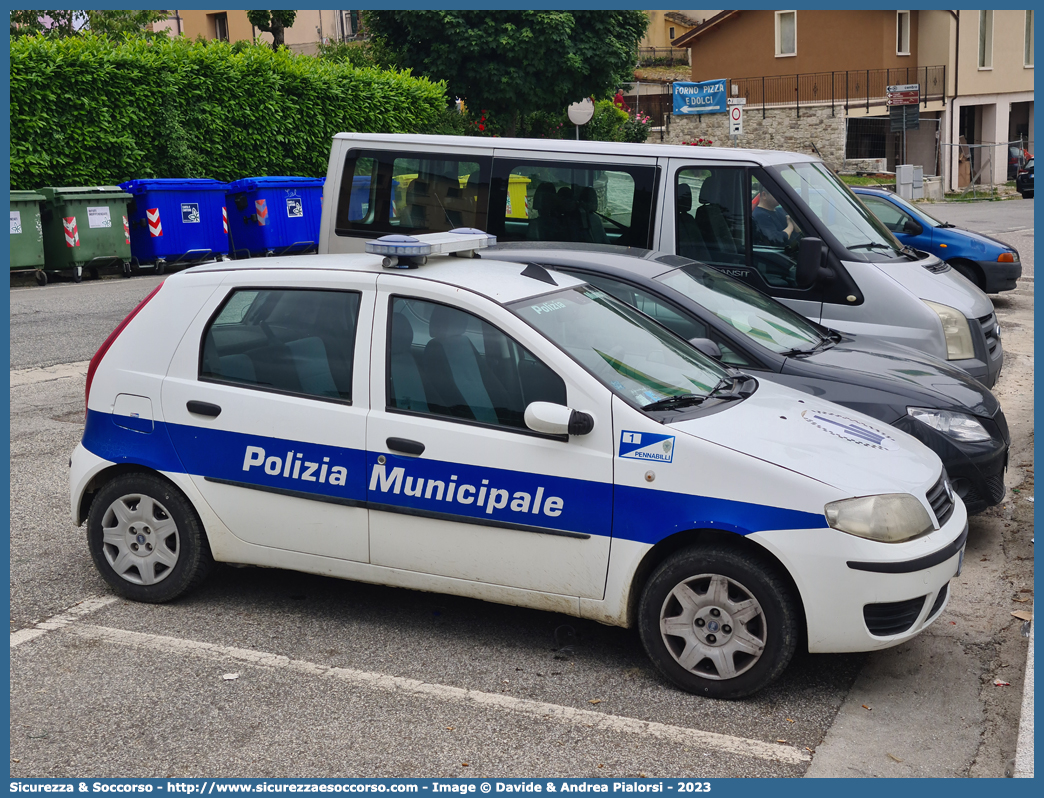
[10,595,118,648]
[67,623,810,765]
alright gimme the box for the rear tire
[87,473,213,603]
[638,544,799,699]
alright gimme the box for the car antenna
[520,262,557,285]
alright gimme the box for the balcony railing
[637,46,689,67]
[728,65,946,118]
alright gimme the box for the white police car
[71,231,967,698]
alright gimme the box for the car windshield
[658,264,824,354]
[510,285,732,409]
[880,191,945,228]
[770,161,905,260]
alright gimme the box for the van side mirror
[524,402,595,436]
[796,237,833,289]
[902,219,924,236]
[688,338,722,359]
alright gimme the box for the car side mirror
[688,337,722,359]
[524,402,595,436]
[795,237,833,289]
[902,219,923,235]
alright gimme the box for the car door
[662,160,825,323]
[365,274,615,599]
[161,270,376,562]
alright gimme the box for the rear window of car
[200,288,361,403]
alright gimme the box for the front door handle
[386,437,425,456]
[187,401,221,417]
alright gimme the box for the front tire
[949,260,984,291]
[638,544,799,699]
[87,473,213,603]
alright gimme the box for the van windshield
[511,286,733,410]
[771,162,904,260]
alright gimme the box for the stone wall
[663,105,847,171]
[842,158,888,173]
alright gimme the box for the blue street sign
[673,79,727,115]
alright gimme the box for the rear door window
[488,159,656,248]
[335,150,492,238]
[201,288,361,403]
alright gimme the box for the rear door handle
[386,437,425,456]
[187,401,221,417]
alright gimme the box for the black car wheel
[638,544,800,698]
[87,472,213,603]
[949,259,984,291]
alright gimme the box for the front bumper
[892,412,1009,514]
[752,498,968,653]
[976,259,1022,294]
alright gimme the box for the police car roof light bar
[366,230,496,260]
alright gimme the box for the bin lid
[227,176,325,192]
[38,186,132,202]
[10,190,46,203]
[120,178,229,194]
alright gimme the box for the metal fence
[845,116,941,176]
[729,65,946,118]
[618,83,674,141]
[941,139,1034,196]
[637,47,689,67]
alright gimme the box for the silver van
[319,134,1002,386]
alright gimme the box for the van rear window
[335,150,491,238]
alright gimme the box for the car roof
[333,132,821,168]
[180,252,587,306]
[486,242,685,279]
[850,186,893,196]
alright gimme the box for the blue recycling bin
[225,176,324,258]
[119,179,230,273]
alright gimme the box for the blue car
[854,187,1022,294]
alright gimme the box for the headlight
[907,407,992,443]
[824,493,934,542]
[923,300,975,360]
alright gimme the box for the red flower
[479,124,485,131]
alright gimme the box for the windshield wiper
[848,241,895,252]
[779,336,833,357]
[938,222,956,228]
[642,393,708,411]
[634,376,743,411]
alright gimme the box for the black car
[488,242,1009,513]
[1016,158,1034,199]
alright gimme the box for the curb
[1012,617,1034,777]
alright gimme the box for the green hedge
[10,35,448,189]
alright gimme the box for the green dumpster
[39,186,133,283]
[10,190,47,284]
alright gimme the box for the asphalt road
[8,202,1034,778]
